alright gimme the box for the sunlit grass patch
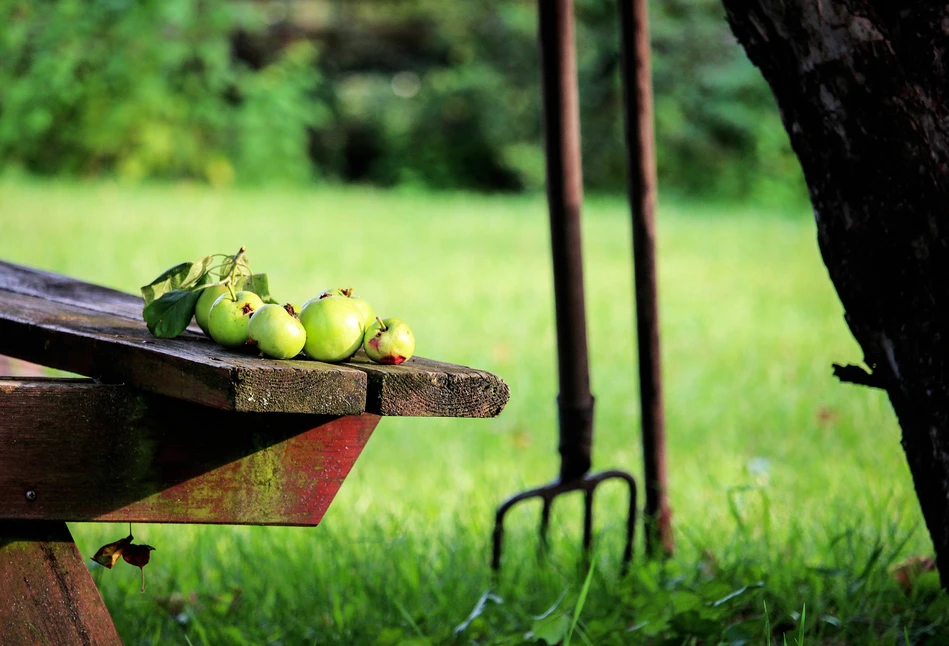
[1,178,941,644]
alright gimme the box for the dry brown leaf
[891,554,935,593]
[122,543,155,568]
[123,544,156,592]
[91,529,157,592]
[816,405,840,425]
[92,534,133,569]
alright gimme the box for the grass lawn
[1,178,944,645]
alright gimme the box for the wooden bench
[0,260,509,645]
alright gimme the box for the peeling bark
[722,3,949,584]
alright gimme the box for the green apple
[248,303,306,359]
[319,287,375,328]
[208,291,264,348]
[299,296,364,362]
[348,297,375,329]
[194,284,230,335]
[363,317,415,365]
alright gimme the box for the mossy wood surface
[0,260,509,417]
[349,353,510,418]
[0,378,379,524]
[0,521,122,645]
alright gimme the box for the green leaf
[141,256,215,305]
[631,618,669,637]
[530,613,570,645]
[242,273,278,304]
[712,582,765,608]
[723,620,763,646]
[374,627,405,645]
[565,562,596,646]
[453,590,502,635]
[670,591,703,614]
[670,610,720,638]
[582,617,623,640]
[143,289,203,338]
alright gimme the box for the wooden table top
[0,260,510,417]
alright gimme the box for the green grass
[1,178,946,644]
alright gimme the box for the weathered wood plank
[0,379,378,524]
[0,291,367,414]
[0,259,153,322]
[348,351,511,417]
[0,260,510,418]
[0,521,122,645]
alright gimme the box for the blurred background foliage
[0,0,806,202]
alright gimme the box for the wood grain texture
[0,379,378,524]
[0,290,367,414]
[0,259,154,322]
[0,521,122,646]
[0,260,510,418]
[348,351,511,417]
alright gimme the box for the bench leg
[0,521,122,645]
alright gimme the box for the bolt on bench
[0,260,509,645]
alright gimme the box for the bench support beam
[1,379,379,525]
[0,520,122,645]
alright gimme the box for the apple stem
[343,288,353,297]
[222,246,249,299]
[220,246,247,281]
[375,316,387,332]
[230,246,247,278]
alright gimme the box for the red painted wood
[1,379,378,525]
[0,521,122,645]
[87,413,379,525]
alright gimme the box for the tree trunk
[721,3,949,584]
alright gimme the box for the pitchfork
[491,0,672,573]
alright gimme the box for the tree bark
[721,3,949,584]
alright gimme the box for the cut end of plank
[348,352,511,417]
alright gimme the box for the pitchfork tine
[582,488,594,553]
[492,471,638,572]
[539,497,553,558]
[623,473,638,573]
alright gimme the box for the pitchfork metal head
[491,470,637,573]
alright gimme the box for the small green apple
[299,296,364,362]
[363,317,415,365]
[194,284,230,335]
[248,303,306,359]
[319,287,375,328]
[208,291,264,348]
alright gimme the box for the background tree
[722,3,949,584]
[0,0,805,200]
